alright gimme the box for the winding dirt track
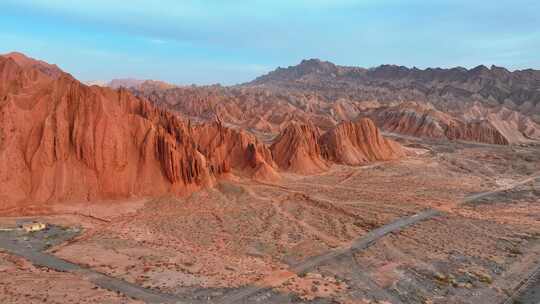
[0,233,185,304]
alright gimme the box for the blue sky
[1,0,539,85]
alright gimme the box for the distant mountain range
[115,60,539,146]
[77,58,540,146]
[99,59,540,123]
[245,59,540,121]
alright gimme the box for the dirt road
[219,173,540,304]
[464,175,540,203]
[1,174,538,304]
[217,209,441,304]
[503,266,540,304]
[0,232,185,304]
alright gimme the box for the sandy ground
[0,252,143,304]
[1,139,539,303]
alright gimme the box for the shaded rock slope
[0,53,275,207]
[270,122,329,174]
[320,118,403,165]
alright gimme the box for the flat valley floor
[1,136,539,304]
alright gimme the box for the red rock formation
[0,53,279,208]
[192,119,279,180]
[270,119,403,173]
[320,118,403,165]
[248,59,540,124]
[270,122,329,174]
[367,102,510,145]
[367,103,450,138]
[130,60,540,142]
[0,52,406,207]
[463,103,540,143]
[2,52,64,79]
[445,121,508,145]
[0,56,202,207]
[130,85,343,135]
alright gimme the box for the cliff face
[320,118,403,165]
[0,53,416,207]
[367,103,450,138]
[270,122,329,174]
[463,104,540,143]
[444,121,509,145]
[0,55,202,206]
[0,54,277,207]
[192,120,279,180]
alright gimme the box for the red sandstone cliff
[0,54,205,207]
[0,53,408,208]
[0,53,277,208]
[193,119,279,181]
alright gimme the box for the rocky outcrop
[192,119,278,179]
[270,122,329,174]
[463,104,540,143]
[0,52,405,208]
[320,118,403,165]
[2,52,64,79]
[367,102,451,138]
[0,53,278,208]
[444,121,509,145]
[366,102,511,145]
[270,119,403,173]
[1,55,196,207]
[130,84,334,135]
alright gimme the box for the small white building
[21,222,47,233]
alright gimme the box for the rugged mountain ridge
[0,53,276,208]
[130,78,540,145]
[130,83,341,134]
[0,53,403,208]
[365,102,540,145]
[365,102,509,145]
[247,59,540,123]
